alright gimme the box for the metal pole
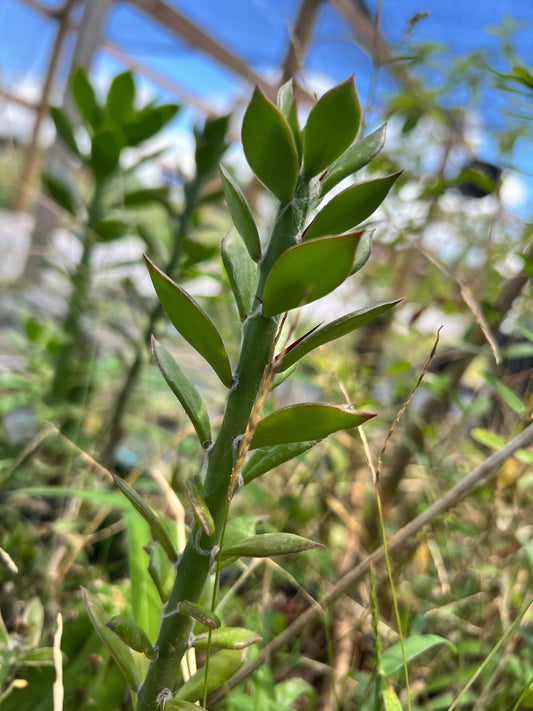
[13,0,76,213]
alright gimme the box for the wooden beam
[102,40,215,114]
[0,87,39,111]
[23,0,116,278]
[128,0,276,98]
[14,0,77,212]
[281,0,323,85]
[328,0,419,92]
[12,0,59,18]
[65,0,116,82]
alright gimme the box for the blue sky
[2,1,531,105]
[1,1,532,212]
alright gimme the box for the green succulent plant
[84,76,401,710]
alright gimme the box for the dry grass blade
[406,235,502,364]
[375,326,441,483]
[2,423,55,484]
[52,613,63,711]
[208,422,533,703]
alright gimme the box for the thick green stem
[50,182,105,404]
[137,193,306,710]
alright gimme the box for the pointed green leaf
[145,541,174,603]
[250,403,376,449]
[106,71,135,126]
[93,218,129,241]
[221,532,323,559]
[90,129,121,181]
[81,587,139,689]
[241,87,299,203]
[223,515,262,548]
[186,479,215,536]
[512,65,533,90]
[193,627,262,650]
[277,300,401,372]
[42,171,80,216]
[175,649,246,703]
[219,165,261,261]
[152,337,212,446]
[106,615,155,659]
[304,173,401,240]
[123,186,171,208]
[383,682,403,711]
[195,114,230,177]
[271,362,297,389]
[11,648,55,666]
[21,597,44,649]
[517,325,533,344]
[0,608,9,648]
[156,103,181,129]
[122,147,168,176]
[72,67,101,128]
[111,473,177,563]
[123,104,179,146]
[320,124,387,196]
[125,511,160,643]
[221,230,258,320]
[262,233,362,317]
[179,601,220,629]
[516,448,533,465]
[504,342,533,358]
[471,428,505,450]
[165,701,207,711]
[274,678,314,706]
[381,634,454,676]
[277,79,302,160]
[50,106,82,157]
[242,441,319,484]
[484,372,526,415]
[303,77,360,178]
[145,256,233,387]
[350,230,373,275]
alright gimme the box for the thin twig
[406,235,501,364]
[376,327,442,483]
[265,557,324,613]
[3,423,55,483]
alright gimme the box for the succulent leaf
[221,532,324,558]
[250,403,376,448]
[242,87,299,203]
[152,337,212,446]
[303,76,360,178]
[262,233,363,317]
[221,230,259,320]
[304,172,401,240]
[219,165,261,261]
[277,300,401,372]
[145,256,233,387]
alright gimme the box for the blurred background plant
[0,1,532,709]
